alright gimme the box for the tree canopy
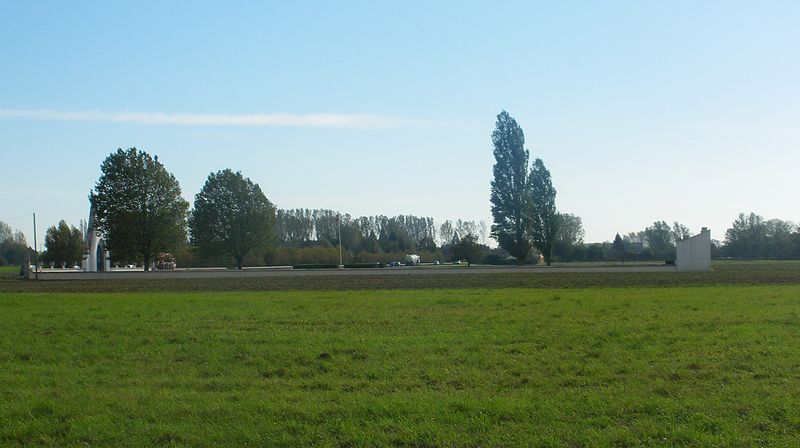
[91,147,189,270]
[189,169,276,269]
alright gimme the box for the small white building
[676,227,711,272]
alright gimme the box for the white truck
[404,254,421,266]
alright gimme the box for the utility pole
[338,212,343,269]
[33,212,38,280]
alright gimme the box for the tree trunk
[143,254,150,271]
[235,257,243,270]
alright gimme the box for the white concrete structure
[676,227,711,272]
[83,231,111,272]
[82,202,111,272]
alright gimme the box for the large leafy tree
[529,158,559,265]
[189,169,276,269]
[44,220,84,267]
[644,220,676,259]
[556,213,585,248]
[724,212,766,258]
[553,213,584,260]
[490,111,533,263]
[764,219,796,259]
[91,148,189,270]
[452,233,482,266]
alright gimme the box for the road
[34,264,676,280]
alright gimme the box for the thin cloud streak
[0,109,429,129]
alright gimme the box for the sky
[1,1,798,250]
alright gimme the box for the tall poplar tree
[490,111,533,263]
[612,233,626,264]
[529,158,559,266]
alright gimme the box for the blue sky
[1,1,798,248]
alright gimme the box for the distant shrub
[344,262,382,269]
[292,264,339,269]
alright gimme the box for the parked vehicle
[404,254,421,266]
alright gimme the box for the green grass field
[2,282,800,446]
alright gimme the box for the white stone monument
[676,227,711,272]
[82,201,111,272]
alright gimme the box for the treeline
[43,220,86,268]
[556,219,690,263]
[186,209,494,267]
[20,141,800,269]
[83,152,507,270]
[274,209,490,251]
[592,213,800,262]
[22,210,800,269]
[24,144,501,269]
[274,210,437,252]
[720,212,799,259]
[617,220,694,261]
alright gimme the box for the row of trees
[87,146,527,269]
[605,215,800,262]
[275,210,491,253]
[43,221,85,268]
[91,149,278,270]
[612,220,695,260]
[87,148,499,269]
[25,208,800,271]
[723,213,799,259]
[486,110,797,264]
[275,210,437,253]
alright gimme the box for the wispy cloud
[0,109,427,129]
